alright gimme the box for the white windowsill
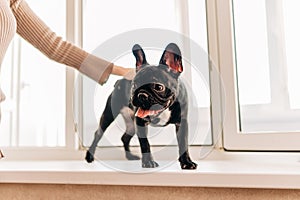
[1,149,300,189]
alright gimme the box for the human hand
[112,65,136,81]
[123,68,136,80]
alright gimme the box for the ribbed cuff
[79,54,114,85]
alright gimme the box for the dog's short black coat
[85,43,197,170]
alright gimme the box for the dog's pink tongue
[136,108,154,118]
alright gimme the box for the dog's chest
[150,109,172,127]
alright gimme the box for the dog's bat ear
[159,43,183,74]
[132,44,148,71]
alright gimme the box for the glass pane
[283,0,300,109]
[0,0,66,147]
[233,0,300,132]
[81,0,211,147]
[18,0,66,147]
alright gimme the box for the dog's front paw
[180,160,197,170]
[142,160,159,168]
[85,151,94,163]
[142,154,159,168]
[179,152,197,170]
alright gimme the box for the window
[79,0,212,150]
[0,0,66,147]
[3,0,297,159]
[220,0,300,150]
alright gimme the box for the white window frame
[5,0,300,160]
[218,0,300,151]
[9,0,300,159]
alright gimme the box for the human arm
[10,0,133,84]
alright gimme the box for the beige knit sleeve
[10,0,113,85]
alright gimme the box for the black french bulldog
[85,43,197,170]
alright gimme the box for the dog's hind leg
[120,107,140,160]
[85,94,116,163]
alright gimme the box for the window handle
[20,81,30,90]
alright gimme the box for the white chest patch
[150,108,172,126]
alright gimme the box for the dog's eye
[154,84,165,92]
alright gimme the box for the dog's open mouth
[135,107,164,118]
[135,100,172,118]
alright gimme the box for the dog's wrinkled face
[131,65,177,118]
[131,43,183,119]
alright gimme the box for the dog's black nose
[137,92,149,101]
